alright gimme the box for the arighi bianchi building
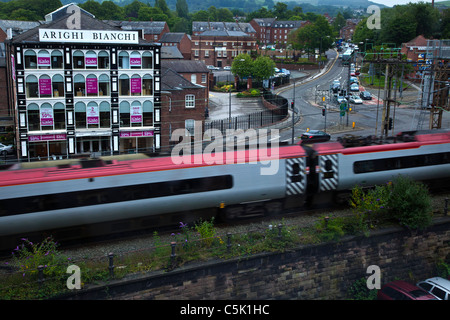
[8,5,162,161]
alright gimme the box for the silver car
[0,143,13,155]
[417,277,450,300]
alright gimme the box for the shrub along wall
[63,217,450,300]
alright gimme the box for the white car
[207,65,219,70]
[0,143,14,155]
[350,83,359,91]
[349,95,363,104]
[417,277,450,300]
[223,66,231,71]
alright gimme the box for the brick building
[106,20,170,43]
[159,32,192,60]
[249,18,309,48]
[401,35,429,79]
[340,19,360,41]
[191,30,256,68]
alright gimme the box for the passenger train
[0,130,449,251]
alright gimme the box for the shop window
[131,75,141,96]
[119,51,129,69]
[39,75,52,98]
[27,103,40,131]
[98,51,109,69]
[85,51,97,69]
[142,51,153,69]
[119,74,130,96]
[100,101,110,128]
[99,74,110,96]
[142,74,153,96]
[75,102,86,129]
[52,74,64,97]
[87,101,99,128]
[40,103,53,131]
[38,50,51,69]
[130,101,142,127]
[73,50,85,69]
[74,74,85,96]
[120,101,130,127]
[51,50,63,69]
[54,102,65,130]
[24,50,37,69]
[143,101,153,126]
[86,74,98,97]
[26,75,39,98]
[130,51,141,69]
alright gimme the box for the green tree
[138,6,168,21]
[100,1,125,20]
[231,53,253,80]
[252,55,275,83]
[154,0,171,19]
[175,0,189,19]
[124,0,146,19]
[332,12,346,33]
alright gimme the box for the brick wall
[63,217,450,300]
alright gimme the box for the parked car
[223,66,231,71]
[207,65,219,70]
[336,95,347,105]
[377,280,436,300]
[330,80,340,93]
[0,143,13,155]
[300,130,331,144]
[350,76,358,84]
[416,277,450,300]
[349,95,363,104]
[360,91,372,100]
[350,83,359,92]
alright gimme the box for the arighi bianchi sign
[39,29,139,44]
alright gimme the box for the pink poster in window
[37,56,50,66]
[87,105,99,124]
[130,104,142,123]
[130,78,141,94]
[130,57,141,66]
[40,108,53,126]
[39,78,52,95]
[85,57,97,66]
[86,78,98,94]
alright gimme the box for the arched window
[51,50,63,69]
[142,51,153,69]
[85,51,97,69]
[119,101,130,127]
[27,103,40,131]
[86,74,98,96]
[54,102,65,130]
[40,103,53,131]
[87,101,99,128]
[74,74,85,96]
[52,74,64,97]
[73,50,85,69]
[142,74,153,95]
[143,100,153,126]
[26,75,38,98]
[75,102,86,128]
[131,101,142,127]
[24,50,37,69]
[130,51,141,69]
[39,75,52,98]
[98,50,109,69]
[100,101,110,128]
[119,74,130,96]
[99,74,110,96]
[37,50,50,69]
[131,74,141,96]
[119,51,129,69]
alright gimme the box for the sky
[370,0,447,7]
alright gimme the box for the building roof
[403,35,429,48]
[44,3,95,22]
[162,60,208,74]
[161,46,184,59]
[161,66,202,91]
[106,20,167,35]
[272,20,306,28]
[192,21,255,34]
[11,10,152,44]
[197,30,252,38]
[251,18,276,27]
[0,20,41,39]
[159,32,189,43]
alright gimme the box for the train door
[318,154,339,192]
[285,157,307,196]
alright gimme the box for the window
[201,74,207,84]
[185,119,195,136]
[39,75,52,98]
[119,74,130,96]
[52,74,64,97]
[191,74,197,84]
[40,103,53,131]
[38,50,50,69]
[205,50,209,57]
[54,102,65,130]
[85,51,97,69]
[75,102,86,129]
[185,95,195,108]
[51,50,63,68]
[431,287,447,300]
[98,51,109,69]
[73,50,85,69]
[119,51,129,69]
[26,75,39,98]
[195,50,199,57]
[142,75,153,96]
[143,101,153,126]
[27,103,40,131]
[131,101,142,127]
[74,74,85,96]
[130,51,141,69]
[99,74,110,96]
[86,74,98,97]
[120,101,130,127]
[24,50,37,69]
[100,101,111,128]
[131,75,141,96]
[142,51,153,69]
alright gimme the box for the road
[275,49,450,144]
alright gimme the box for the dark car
[300,130,331,144]
[360,91,372,100]
[377,280,436,300]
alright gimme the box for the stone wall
[64,217,450,300]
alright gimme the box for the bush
[347,277,378,300]
[387,175,432,230]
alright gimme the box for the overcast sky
[370,0,446,7]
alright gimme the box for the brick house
[250,18,309,48]
[340,19,360,41]
[159,32,192,60]
[192,21,256,38]
[160,66,207,152]
[191,30,257,68]
[401,35,429,79]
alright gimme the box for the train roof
[0,144,307,187]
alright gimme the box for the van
[416,277,450,300]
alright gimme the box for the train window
[0,175,233,217]
[353,152,450,174]
[292,163,300,175]
[324,160,332,172]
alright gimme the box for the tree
[176,0,189,19]
[124,0,146,19]
[332,12,346,33]
[154,0,171,19]
[231,53,253,80]
[251,56,275,83]
[138,6,168,21]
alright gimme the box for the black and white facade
[11,10,161,161]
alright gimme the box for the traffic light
[388,117,393,130]
[322,108,326,116]
[291,101,294,109]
